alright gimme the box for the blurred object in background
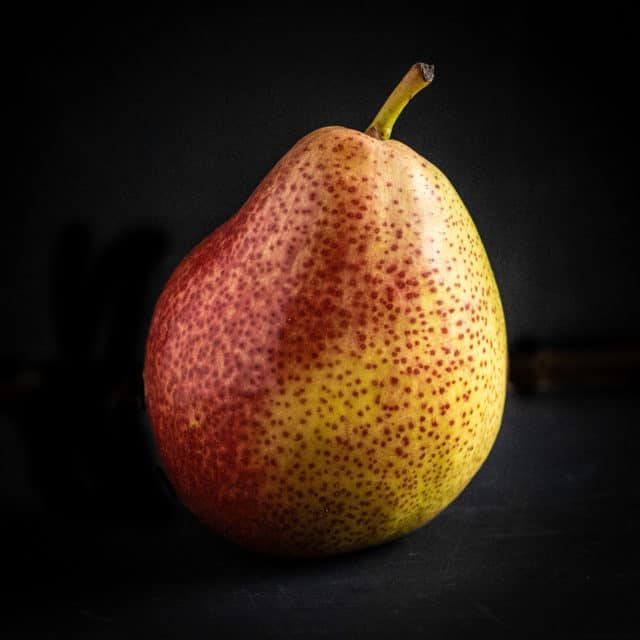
[509,341,640,394]
[0,222,171,523]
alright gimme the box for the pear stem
[365,63,434,141]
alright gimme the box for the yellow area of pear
[246,150,507,553]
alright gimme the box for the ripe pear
[144,64,507,557]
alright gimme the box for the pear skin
[144,66,507,556]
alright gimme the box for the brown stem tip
[417,63,435,83]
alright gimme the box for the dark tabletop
[4,390,638,639]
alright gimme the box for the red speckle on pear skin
[144,126,507,557]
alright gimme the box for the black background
[3,7,639,638]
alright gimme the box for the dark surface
[4,391,639,638]
[4,8,639,639]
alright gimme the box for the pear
[144,64,507,557]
